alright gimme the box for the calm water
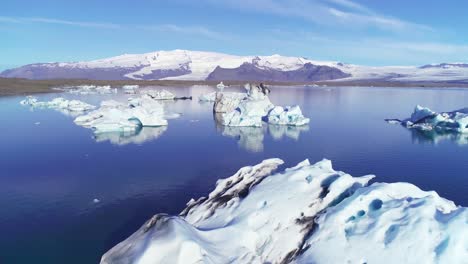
[0,85,467,263]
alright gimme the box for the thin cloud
[26,17,121,29]
[0,16,121,29]
[203,0,432,33]
[140,24,229,40]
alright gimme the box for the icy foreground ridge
[101,159,466,264]
[74,95,170,133]
[20,96,95,112]
[388,105,468,133]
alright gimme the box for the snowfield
[5,49,468,82]
[101,159,467,264]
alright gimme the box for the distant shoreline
[1,77,468,97]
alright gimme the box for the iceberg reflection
[93,126,167,145]
[410,129,468,146]
[215,113,310,152]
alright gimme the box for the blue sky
[1,0,468,70]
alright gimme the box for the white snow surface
[31,49,468,81]
[398,105,468,133]
[31,50,468,81]
[100,158,466,264]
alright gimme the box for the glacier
[388,105,468,133]
[100,158,466,264]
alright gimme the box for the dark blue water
[0,85,467,263]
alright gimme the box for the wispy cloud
[26,17,121,29]
[0,16,121,29]
[140,24,228,40]
[0,16,227,39]
[202,0,431,33]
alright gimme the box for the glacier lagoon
[0,85,467,263]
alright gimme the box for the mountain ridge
[2,49,468,82]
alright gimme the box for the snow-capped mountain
[2,49,468,82]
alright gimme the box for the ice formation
[220,85,309,127]
[213,92,246,113]
[198,91,246,102]
[266,106,310,126]
[390,105,468,133]
[123,85,139,94]
[140,89,175,100]
[20,96,96,112]
[62,85,117,95]
[74,96,169,133]
[101,159,467,264]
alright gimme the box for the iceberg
[20,96,96,113]
[74,96,170,133]
[390,105,468,133]
[101,159,467,264]
[101,159,468,264]
[140,89,175,100]
[221,87,274,127]
[266,105,310,126]
[198,91,246,102]
[220,84,309,127]
[213,92,245,113]
[60,85,117,95]
[123,85,139,94]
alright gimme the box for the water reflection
[268,124,309,140]
[410,129,468,146]
[93,126,167,145]
[214,113,310,152]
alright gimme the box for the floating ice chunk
[141,89,175,100]
[213,92,244,113]
[93,198,100,203]
[198,91,246,102]
[222,95,274,127]
[267,105,310,126]
[74,96,170,133]
[390,105,468,133]
[216,81,226,91]
[20,96,95,112]
[61,85,117,95]
[101,158,466,264]
[122,85,139,94]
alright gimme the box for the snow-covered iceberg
[74,96,170,133]
[101,158,466,264]
[59,85,117,95]
[198,91,246,102]
[266,105,310,126]
[220,84,309,127]
[389,105,468,133]
[140,89,175,100]
[213,92,246,113]
[20,96,96,113]
[122,85,139,94]
[221,87,274,127]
